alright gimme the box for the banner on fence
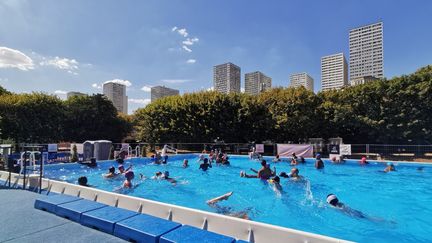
[48,144,58,152]
[340,144,351,155]
[276,144,313,158]
[329,144,340,154]
[255,144,264,153]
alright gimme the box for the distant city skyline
[0,1,431,113]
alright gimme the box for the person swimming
[326,194,368,219]
[289,167,303,181]
[206,192,250,220]
[359,156,369,165]
[240,160,275,180]
[123,171,135,188]
[273,154,281,162]
[384,162,396,172]
[78,176,91,187]
[199,158,212,171]
[118,164,132,174]
[152,171,163,179]
[183,159,189,168]
[103,166,118,178]
[299,156,306,163]
[268,176,282,193]
[162,171,177,185]
[290,157,298,166]
[315,154,324,169]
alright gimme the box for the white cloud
[103,79,132,87]
[128,98,151,105]
[186,59,196,64]
[182,45,192,52]
[162,79,190,84]
[207,87,214,91]
[0,46,34,71]
[92,83,102,89]
[171,26,178,32]
[182,37,199,46]
[40,57,79,75]
[177,28,188,37]
[141,85,152,92]
[54,90,67,95]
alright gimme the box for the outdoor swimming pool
[44,155,432,243]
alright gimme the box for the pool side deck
[0,188,126,243]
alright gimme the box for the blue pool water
[44,155,432,243]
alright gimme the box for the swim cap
[164,171,170,177]
[316,153,321,158]
[125,171,134,180]
[109,166,115,173]
[118,165,124,170]
[326,194,338,204]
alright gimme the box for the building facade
[244,71,272,95]
[350,75,379,86]
[213,62,241,93]
[290,72,314,91]
[321,53,348,91]
[66,91,86,99]
[103,82,128,114]
[150,86,179,102]
[349,22,384,82]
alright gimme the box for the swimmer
[359,156,369,165]
[273,154,281,162]
[384,162,396,172]
[279,172,289,178]
[289,167,303,180]
[162,171,177,185]
[123,171,135,188]
[78,176,90,187]
[326,194,368,219]
[118,164,132,174]
[290,157,298,166]
[162,155,169,164]
[206,192,250,220]
[198,154,205,162]
[199,158,212,171]
[241,160,275,180]
[152,171,163,179]
[299,156,306,163]
[315,154,324,169]
[103,166,118,178]
[183,159,189,168]
[268,176,282,193]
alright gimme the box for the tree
[63,94,131,142]
[0,93,66,143]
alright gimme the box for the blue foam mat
[34,194,82,213]
[114,213,181,243]
[80,206,139,234]
[55,199,108,222]
[160,225,235,243]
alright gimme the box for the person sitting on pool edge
[240,160,275,180]
[78,176,91,187]
[199,158,212,171]
[384,162,396,172]
[206,192,250,220]
[315,154,324,169]
[103,166,119,178]
[123,171,135,188]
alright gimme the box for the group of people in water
[76,148,398,221]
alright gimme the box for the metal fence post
[366,144,370,158]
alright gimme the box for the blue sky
[0,0,431,114]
